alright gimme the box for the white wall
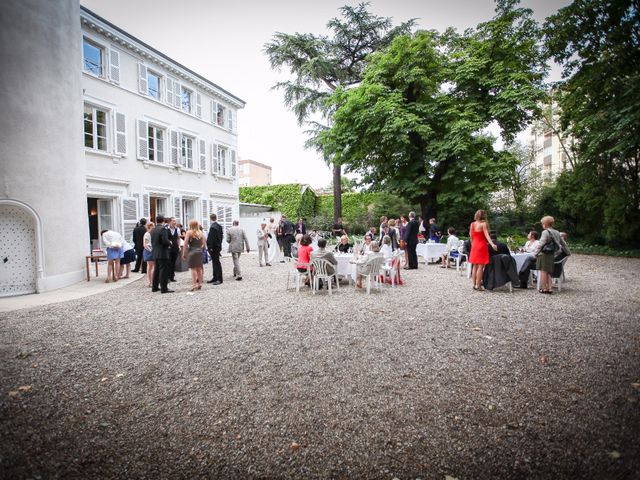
[239,212,282,250]
[0,0,89,292]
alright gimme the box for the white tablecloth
[512,253,535,273]
[335,254,358,281]
[416,243,447,262]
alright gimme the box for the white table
[511,253,534,273]
[335,254,358,282]
[416,243,447,262]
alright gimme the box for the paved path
[1,254,639,479]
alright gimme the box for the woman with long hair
[143,222,154,287]
[182,219,206,291]
[469,210,497,291]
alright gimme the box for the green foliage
[317,2,547,222]
[239,184,316,220]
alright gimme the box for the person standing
[333,217,346,237]
[266,217,281,264]
[207,213,224,285]
[182,219,206,291]
[143,222,154,287]
[132,218,147,273]
[119,238,136,279]
[428,218,442,242]
[281,215,295,258]
[257,222,270,267]
[469,210,497,291]
[151,214,173,293]
[101,229,124,283]
[403,211,419,270]
[226,220,250,280]
[295,217,306,235]
[167,217,180,282]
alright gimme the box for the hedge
[239,184,316,220]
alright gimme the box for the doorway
[87,197,114,251]
[149,196,168,223]
[0,204,37,297]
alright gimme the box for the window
[148,125,164,162]
[217,146,227,176]
[182,199,195,226]
[83,38,104,76]
[147,71,161,100]
[84,104,108,151]
[181,86,193,113]
[181,135,194,169]
[216,103,226,127]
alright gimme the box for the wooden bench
[85,254,106,281]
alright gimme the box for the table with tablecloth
[416,242,447,262]
[335,253,358,282]
[511,252,535,273]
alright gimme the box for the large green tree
[317,0,546,222]
[544,0,640,244]
[264,3,414,222]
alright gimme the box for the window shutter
[210,100,215,123]
[173,82,181,108]
[227,110,234,131]
[199,139,206,171]
[230,150,237,177]
[201,199,209,230]
[121,197,138,242]
[174,196,182,222]
[166,77,174,106]
[109,49,120,84]
[142,193,150,219]
[138,64,148,94]
[211,143,219,174]
[114,111,127,155]
[170,130,180,165]
[195,92,202,118]
[136,119,148,160]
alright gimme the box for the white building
[530,128,572,176]
[0,0,244,297]
[81,6,245,249]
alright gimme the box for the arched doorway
[0,204,37,296]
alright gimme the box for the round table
[511,253,535,273]
[335,253,358,282]
[416,242,447,262]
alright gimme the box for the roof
[80,5,246,106]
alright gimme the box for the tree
[317,0,547,222]
[264,3,414,223]
[543,0,640,245]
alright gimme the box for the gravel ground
[1,254,639,479]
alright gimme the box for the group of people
[101,213,251,293]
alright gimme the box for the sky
[81,0,570,188]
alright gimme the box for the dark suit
[167,227,180,281]
[282,219,294,257]
[151,224,171,292]
[295,222,306,235]
[489,241,510,257]
[404,218,419,269]
[132,224,147,273]
[207,222,224,282]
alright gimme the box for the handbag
[541,236,558,254]
[202,249,209,264]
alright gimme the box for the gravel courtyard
[1,254,639,479]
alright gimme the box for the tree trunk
[332,162,342,223]
[419,191,438,222]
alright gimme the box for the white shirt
[102,230,123,248]
[445,234,460,254]
[121,239,134,252]
[524,240,540,253]
[380,243,393,259]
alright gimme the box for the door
[0,205,37,297]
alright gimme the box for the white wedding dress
[267,223,281,263]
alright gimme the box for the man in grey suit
[226,220,250,281]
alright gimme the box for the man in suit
[132,218,147,273]
[404,211,419,269]
[281,215,295,258]
[295,217,306,235]
[150,214,173,293]
[488,232,511,257]
[226,220,250,281]
[167,217,180,282]
[207,213,224,284]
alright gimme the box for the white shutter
[230,150,237,177]
[136,119,148,160]
[142,193,150,219]
[210,100,215,123]
[199,139,207,171]
[170,130,179,165]
[227,110,234,131]
[166,77,174,106]
[109,49,120,84]
[195,92,202,118]
[114,111,127,155]
[201,199,209,230]
[211,143,219,174]
[219,147,227,177]
[121,197,138,242]
[173,81,181,108]
[174,196,182,223]
[137,63,148,94]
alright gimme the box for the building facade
[0,1,245,297]
[82,6,245,251]
[530,128,572,176]
[238,159,272,187]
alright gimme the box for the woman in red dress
[469,210,497,291]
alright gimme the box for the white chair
[537,256,569,292]
[381,251,402,287]
[359,256,387,294]
[452,241,468,273]
[286,257,309,292]
[310,258,339,295]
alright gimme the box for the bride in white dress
[266,217,282,264]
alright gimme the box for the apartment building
[238,159,272,187]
